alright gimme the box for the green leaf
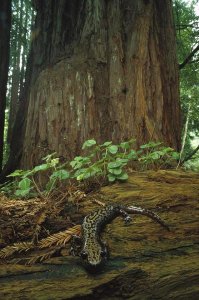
[18,178,32,190]
[70,156,91,170]
[70,157,83,168]
[116,158,129,164]
[81,157,91,164]
[160,147,174,153]
[171,152,180,159]
[76,168,89,180]
[140,142,162,149]
[120,142,130,150]
[50,170,70,180]
[127,150,137,159]
[108,161,122,168]
[73,168,87,178]
[22,170,36,177]
[108,174,116,182]
[70,161,83,170]
[34,164,49,172]
[101,141,112,147]
[150,152,161,160]
[76,166,102,181]
[153,150,165,156]
[15,189,31,197]
[70,160,78,168]
[137,150,143,155]
[42,152,57,162]
[108,168,122,175]
[72,156,85,162]
[89,166,102,174]
[108,145,118,154]
[70,161,75,168]
[76,173,86,181]
[7,169,30,178]
[82,139,96,149]
[117,172,128,181]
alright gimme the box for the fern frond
[32,210,47,244]
[0,241,34,258]
[39,225,82,249]
[27,248,58,265]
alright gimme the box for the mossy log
[0,170,199,299]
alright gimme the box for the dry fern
[39,225,82,249]
[27,224,82,264]
[0,224,82,263]
[31,209,48,244]
[27,248,59,265]
[0,241,34,258]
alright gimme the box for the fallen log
[0,170,198,299]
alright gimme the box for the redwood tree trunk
[7,0,24,144]
[0,0,11,171]
[2,0,181,174]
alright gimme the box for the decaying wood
[0,170,198,299]
[0,196,80,249]
[0,196,47,247]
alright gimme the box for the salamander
[71,204,169,270]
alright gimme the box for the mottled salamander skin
[71,204,169,270]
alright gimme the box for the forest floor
[0,169,199,299]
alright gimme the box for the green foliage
[70,138,137,183]
[184,152,199,171]
[173,0,199,160]
[139,143,179,168]
[6,153,62,198]
[15,178,32,197]
[82,139,97,149]
[0,139,179,199]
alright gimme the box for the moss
[0,170,199,299]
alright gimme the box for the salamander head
[80,240,108,270]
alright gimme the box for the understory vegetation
[173,0,199,168]
[0,139,179,199]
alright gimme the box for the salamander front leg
[100,240,109,259]
[119,209,132,224]
[70,235,82,256]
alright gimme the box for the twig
[92,199,106,207]
[179,44,199,69]
[181,144,199,164]
[177,102,191,168]
[31,177,47,201]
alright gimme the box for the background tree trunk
[7,51,20,144]
[0,0,11,171]
[7,0,24,144]
[0,0,34,182]
[2,0,181,175]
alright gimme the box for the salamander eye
[100,250,107,257]
[80,251,88,259]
